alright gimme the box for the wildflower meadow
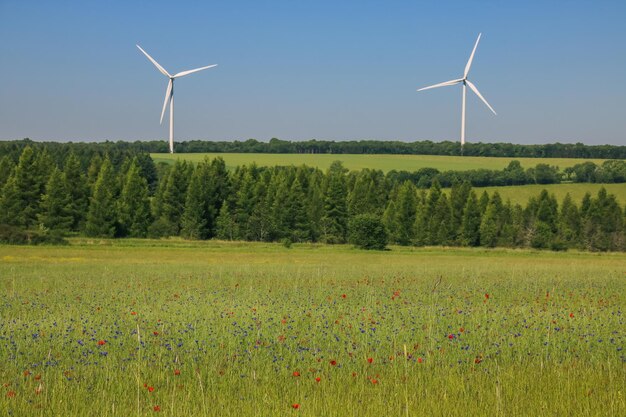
[0,239,624,416]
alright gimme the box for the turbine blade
[464,33,482,78]
[160,79,173,125]
[417,78,463,92]
[173,64,217,78]
[466,80,497,115]
[136,44,171,78]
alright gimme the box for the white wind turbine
[137,45,217,153]
[417,33,496,149]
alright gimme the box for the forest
[0,145,624,251]
[2,137,626,159]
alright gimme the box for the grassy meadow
[446,183,626,205]
[1,239,624,416]
[150,152,610,173]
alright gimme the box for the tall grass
[0,240,624,416]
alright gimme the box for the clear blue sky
[1,0,625,145]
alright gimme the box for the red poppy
[417,357,423,364]
[174,369,181,376]
[153,331,159,336]
[352,372,357,377]
[6,390,16,398]
[23,370,31,377]
[367,357,373,364]
[370,378,378,384]
[341,294,347,299]
[330,360,337,366]
[34,374,41,381]
[448,334,455,340]
[292,403,300,409]
[131,311,137,315]
[475,357,483,364]
[315,377,321,383]
[97,340,106,346]
[459,327,464,333]
[153,405,161,412]
[292,371,300,377]
[147,386,155,392]
[484,293,490,299]
[569,313,574,318]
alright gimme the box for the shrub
[348,214,388,250]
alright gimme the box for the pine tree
[0,175,22,226]
[63,152,89,231]
[558,193,581,248]
[432,193,453,246]
[215,201,236,240]
[287,177,310,242]
[422,180,442,245]
[85,158,118,237]
[394,181,417,245]
[38,167,73,232]
[479,192,503,248]
[0,155,15,188]
[181,160,214,240]
[320,161,348,243]
[461,190,481,246]
[157,160,192,235]
[306,171,324,242]
[4,146,42,227]
[449,181,472,243]
[478,191,490,215]
[584,188,624,251]
[118,159,151,237]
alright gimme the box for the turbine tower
[137,45,217,153]
[417,33,496,149]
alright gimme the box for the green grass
[151,152,611,173]
[452,183,626,205]
[1,240,624,416]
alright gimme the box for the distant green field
[453,183,626,205]
[151,152,611,172]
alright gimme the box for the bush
[0,224,29,244]
[0,224,68,245]
[348,214,388,250]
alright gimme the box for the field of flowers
[0,240,624,416]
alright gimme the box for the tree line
[0,146,624,251]
[3,138,626,159]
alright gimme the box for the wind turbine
[417,33,496,149]
[137,45,217,153]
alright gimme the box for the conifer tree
[0,155,15,188]
[558,193,581,248]
[432,193,453,245]
[63,152,89,231]
[422,180,442,245]
[85,158,118,237]
[0,175,22,226]
[287,177,310,242]
[461,190,481,246]
[3,146,41,227]
[320,161,348,243]
[181,160,213,239]
[449,181,472,243]
[118,159,151,237]
[215,201,236,240]
[394,181,417,245]
[479,192,503,247]
[156,160,192,234]
[306,171,325,241]
[38,167,73,232]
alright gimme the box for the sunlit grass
[0,240,624,416]
[150,152,609,173]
